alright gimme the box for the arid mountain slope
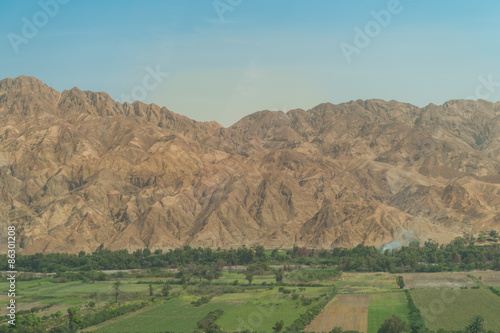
[1,76,499,254]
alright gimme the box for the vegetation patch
[409,288,500,331]
[367,293,410,333]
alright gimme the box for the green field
[218,293,318,332]
[0,278,162,307]
[91,300,234,333]
[367,293,410,333]
[89,287,325,333]
[3,270,500,333]
[410,288,500,331]
[337,273,400,294]
[286,268,341,283]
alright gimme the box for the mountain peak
[0,75,55,93]
[1,76,500,253]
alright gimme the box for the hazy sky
[1,0,499,126]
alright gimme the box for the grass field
[218,293,318,332]
[367,293,410,333]
[286,268,341,283]
[3,270,500,332]
[91,299,233,333]
[336,272,399,294]
[0,277,171,324]
[90,287,325,333]
[218,272,276,285]
[410,288,500,331]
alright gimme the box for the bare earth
[304,294,369,333]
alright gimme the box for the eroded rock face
[1,76,500,254]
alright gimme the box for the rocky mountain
[1,76,499,254]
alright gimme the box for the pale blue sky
[1,0,499,126]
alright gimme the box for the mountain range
[1,76,499,254]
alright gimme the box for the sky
[1,0,499,126]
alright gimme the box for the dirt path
[304,294,369,333]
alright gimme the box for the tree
[478,232,487,243]
[275,269,284,284]
[149,283,154,296]
[329,328,343,333]
[465,315,485,333]
[162,283,172,297]
[396,276,405,289]
[89,270,97,283]
[273,320,284,332]
[245,274,254,285]
[67,306,80,333]
[113,281,122,303]
[377,315,409,333]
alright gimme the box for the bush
[77,302,148,329]
[194,308,224,333]
[191,296,212,307]
[284,300,327,332]
[489,286,500,297]
[405,290,426,333]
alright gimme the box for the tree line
[1,233,499,274]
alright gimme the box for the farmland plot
[468,270,500,286]
[367,293,410,333]
[410,289,500,331]
[337,272,399,293]
[403,272,474,289]
[304,294,369,333]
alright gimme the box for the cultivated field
[5,269,500,332]
[367,293,409,333]
[468,270,500,286]
[304,294,369,333]
[402,272,474,289]
[410,288,500,331]
[90,300,235,332]
[86,286,328,332]
[336,272,400,293]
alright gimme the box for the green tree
[396,276,405,289]
[377,315,409,333]
[162,283,172,297]
[67,306,80,333]
[246,274,254,285]
[478,232,487,243]
[113,281,122,303]
[465,315,485,333]
[275,269,284,284]
[149,283,154,296]
[89,270,97,283]
[330,328,343,333]
[273,320,284,332]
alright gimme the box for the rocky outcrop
[0,76,499,254]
